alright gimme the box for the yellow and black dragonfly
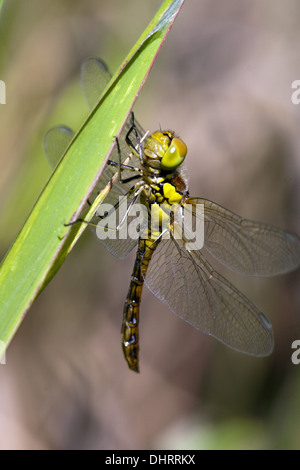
[44,58,300,372]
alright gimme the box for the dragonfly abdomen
[122,237,158,372]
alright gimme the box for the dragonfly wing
[44,57,148,259]
[80,56,147,206]
[80,57,146,135]
[95,230,138,259]
[143,237,274,356]
[80,57,112,110]
[43,126,74,169]
[186,197,300,276]
[43,59,110,169]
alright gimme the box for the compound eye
[161,137,187,170]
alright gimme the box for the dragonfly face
[44,58,300,373]
[143,131,187,171]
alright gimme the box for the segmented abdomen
[122,237,158,372]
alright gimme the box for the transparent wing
[80,58,145,194]
[79,57,147,257]
[144,237,274,356]
[44,58,144,186]
[80,57,146,137]
[43,58,112,169]
[186,197,300,276]
[43,57,148,259]
[43,126,74,169]
[80,56,146,181]
[80,57,112,110]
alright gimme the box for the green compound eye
[161,137,187,170]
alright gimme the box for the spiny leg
[125,112,143,163]
[64,184,144,232]
[113,134,142,185]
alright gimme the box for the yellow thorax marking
[163,182,182,204]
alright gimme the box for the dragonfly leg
[107,160,140,172]
[65,184,145,232]
[113,135,142,185]
[125,112,143,163]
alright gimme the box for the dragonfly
[44,57,300,373]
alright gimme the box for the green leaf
[0,0,185,359]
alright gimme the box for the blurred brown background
[0,0,300,449]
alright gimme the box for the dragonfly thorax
[143,131,187,171]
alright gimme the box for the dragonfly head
[143,131,187,171]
